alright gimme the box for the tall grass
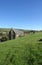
[0,33,42,65]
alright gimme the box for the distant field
[0,28,10,32]
[0,28,37,33]
[0,33,42,65]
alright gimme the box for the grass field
[0,33,42,65]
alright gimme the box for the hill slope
[0,33,42,65]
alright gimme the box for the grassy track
[0,33,42,65]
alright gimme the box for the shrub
[1,36,8,42]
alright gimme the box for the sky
[0,0,42,30]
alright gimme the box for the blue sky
[0,0,42,30]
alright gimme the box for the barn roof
[13,29,24,36]
[8,29,24,36]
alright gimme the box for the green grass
[0,33,42,65]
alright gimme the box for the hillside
[0,33,42,65]
[0,28,38,33]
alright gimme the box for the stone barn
[9,29,16,40]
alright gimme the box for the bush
[1,36,8,42]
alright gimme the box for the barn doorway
[9,29,16,40]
